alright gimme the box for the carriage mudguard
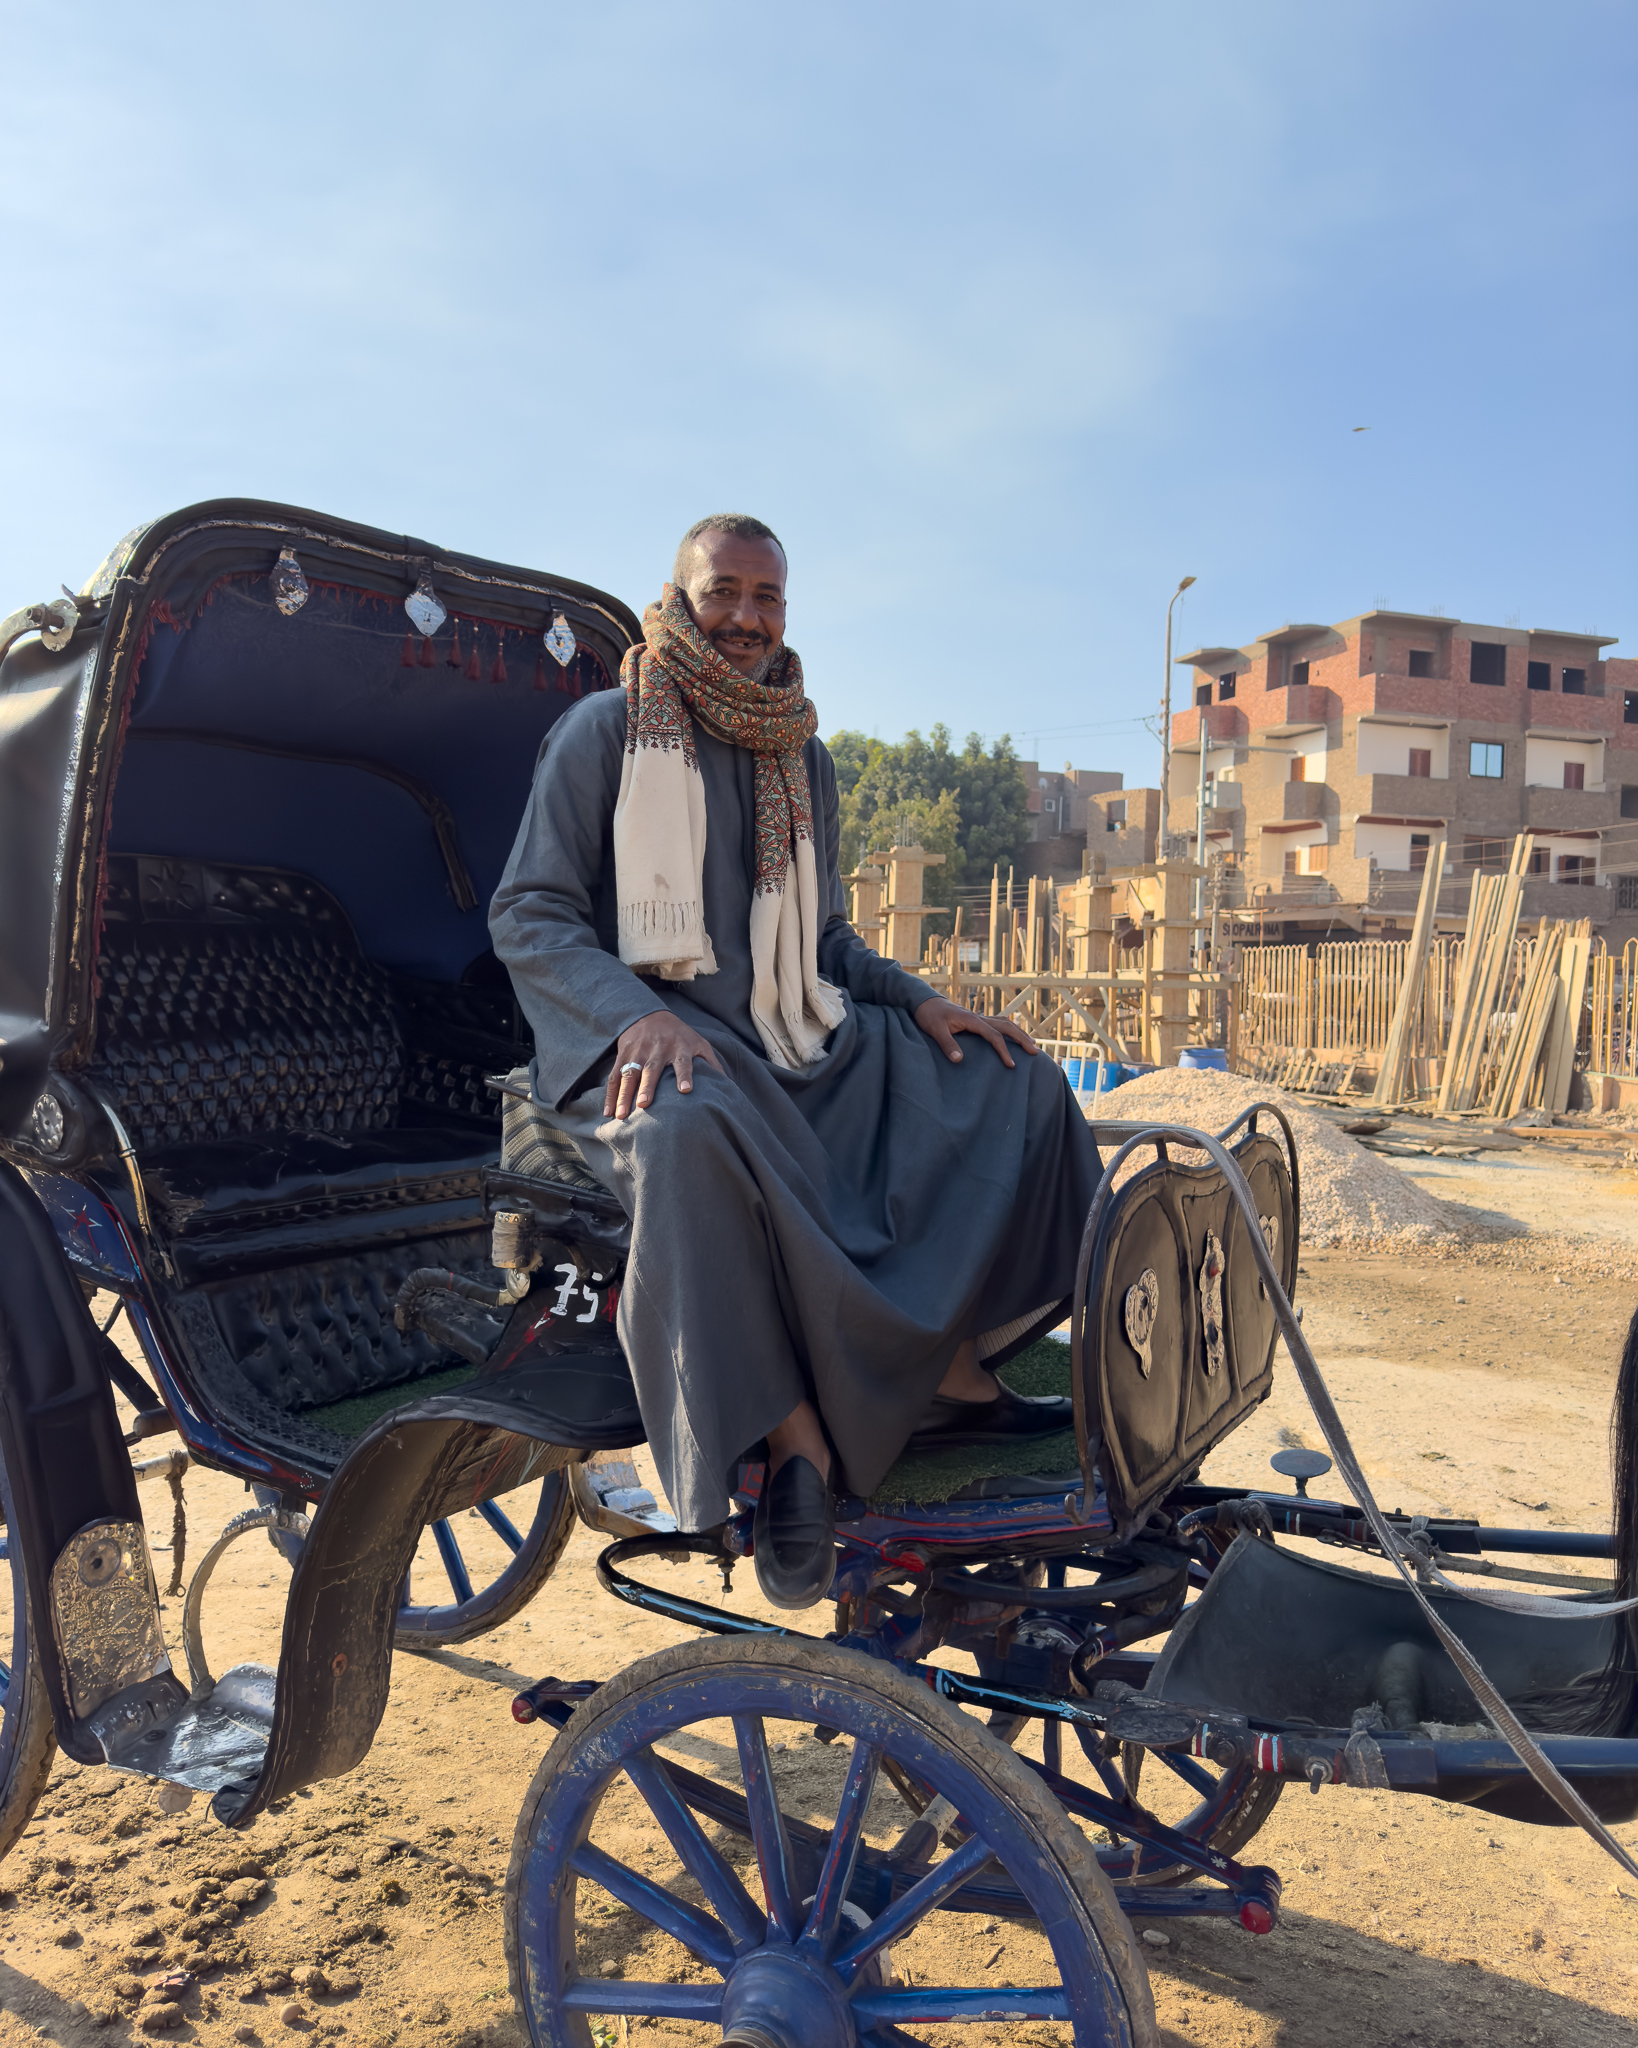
[1077,1131,1297,1535]
[210,1355,639,1827]
[0,1164,157,1762]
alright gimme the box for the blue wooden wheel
[505,1635,1156,2048]
[256,1470,577,1649]
[0,1436,59,1861]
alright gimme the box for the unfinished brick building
[1017,762,1161,882]
[1168,611,1638,949]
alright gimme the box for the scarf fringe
[618,900,705,942]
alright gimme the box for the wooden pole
[1370,832,1445,1108]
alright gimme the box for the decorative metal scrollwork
[1258,1213,1278,1299]
[1123,1269,1160,1378]
[1198,1231,1226,1376]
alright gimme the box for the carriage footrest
[89,1664,275,1794]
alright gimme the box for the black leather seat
[89,856,517,1253]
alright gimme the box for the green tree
[825,724,1030,927]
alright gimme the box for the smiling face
[676,530,788,682]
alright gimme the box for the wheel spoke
[623,1749,765,1952]
[559,1978,723,2020]
[476,1498,526,1554]
[732,1714,800,1944]
[431,1520,475,1605]
[1071,1721,1135,1806]
[1146,1746,1217,1798]
[832,1833,994,1982]
[1041,1718,1062,1776]
[569,1842,735,1973]
[851,1985,1069,2024]
[799,1736,882,1959]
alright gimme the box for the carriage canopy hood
[0,500,639,1135]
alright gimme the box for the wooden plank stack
[1435,835,1533,1113]
[1369,832,1446,1110]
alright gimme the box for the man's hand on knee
[605,1009,726,1120]
[912,995,1038,1069]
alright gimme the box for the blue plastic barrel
[1063,1057,1084,1090]
[1092,1061,1124,1092]
[1178,1047,1229,1072]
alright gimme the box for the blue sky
[3,1,1633,788]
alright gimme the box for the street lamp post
[1159,575,1196,860]
[1194,688,1212,937]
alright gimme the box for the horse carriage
[1,501,1634,2048]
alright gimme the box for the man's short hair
[674,513,786,584]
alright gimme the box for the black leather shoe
[752,1455,837,1610]
[906,1378,1075,1453]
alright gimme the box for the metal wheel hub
[717,1945,859,2048]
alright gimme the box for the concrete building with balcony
[1168,612,1638,946]
[1018,762,1161,881]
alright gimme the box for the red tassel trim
[534,650,549,691]
[420,633,437,668]
[401,630,419,668]
[447,624,464,670]
[567,653,583,699]
[464,637,482,681]
[490,641,508,685]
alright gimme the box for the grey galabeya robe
[489,692,1103,1529]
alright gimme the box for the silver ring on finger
[620,1061,644,1074]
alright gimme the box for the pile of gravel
[1092,1067,1461,1251]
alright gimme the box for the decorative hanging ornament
[271,548,310,616]
[400,629,418,668]
[490,635,508,685]
[544,611,577,666]
[405,572,447,638]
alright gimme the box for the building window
[1408,649,1435,678]
[1563,761,1585,791]
[1289,756,1305,783]
[1305,842,1330,873]
[1290,660,1310,688]
[1626,690,1638,724]
[1463,835,1509,867]
[1408,748,1431,778]
[1620,876,1638,911]
[1561,667,1586,695]
[1469,642,1508,686]
[1218,674,1237,701]
[1282,850,1298,876]
[1559,854,1596,886]
[1470,740,1504,778]
[1409,834,1431,872]
[1622,787,1638,820]
[1527,661,1551,691]
[1528,846,1550,876]
[1195,682,1211,707]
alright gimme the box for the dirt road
[2,1234,1636,2048]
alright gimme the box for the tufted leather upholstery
[92,924,403,1152]
[202,1230,502,1413]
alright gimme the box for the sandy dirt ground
[3,1148,1638,2048]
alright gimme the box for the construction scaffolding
[849,850,1235,1068]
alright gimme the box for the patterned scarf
[613,584,845,1069]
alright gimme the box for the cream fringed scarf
[613,584,845,1069]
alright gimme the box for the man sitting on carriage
[490,515,1100,1608]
